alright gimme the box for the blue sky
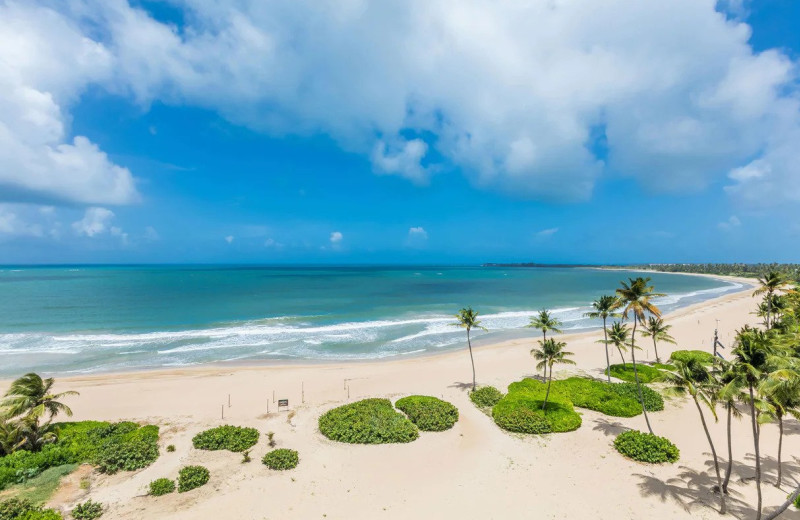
[1,0,799,264]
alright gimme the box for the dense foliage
[191,426,259,453]
[469,386,504,409]
[614,430,679,463]
[71,500,102,520]
[493,381,581,434]
[177,465,209,493]
[148,478,176,496]
[669,350,714,365]
[620,263,800,281]
[0,422,159,490]
[318,399,419,444]
[551,377,663,416]
[606,363,666,383]
[395,396,459,431]
[0,499,62,520]
[261,449,299,470]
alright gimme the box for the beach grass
[0,464,78,505]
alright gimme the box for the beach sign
[278,399,289,409]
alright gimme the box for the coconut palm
[665,359,726,514]
[604,321,631,367]
[0,420,27,456]
[616,277,664,434]
[640,316,676,363]
[532,338,575,411]
[715,359,745,495]
[585,295,622,382]
[527,309,563,378]
[753,271,791,329]
[1,373,78,425]
[454,308,487,391]
[760,369,800,488]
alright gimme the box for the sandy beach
[3,275,799,520]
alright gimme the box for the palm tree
[665,359,726,514]
[641,316,676,363]
[605,321,631,367]
[616,277,664,435]
[715,359,745,495]
[585,295,622,383]
[1,373,78,425]
[753,271,791,329]
[532,338,575,411]
[453,308,487,391]
[527,309,563,378]
[0,420,27,456]
[760,368,800,488]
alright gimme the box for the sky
[1,0,800,265]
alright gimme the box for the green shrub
[318,399,419,444]
[669,350,714,365]
[612,383,665,412]
[469,387,504,408]
[166,445,175,453]
[18,510,62,520]
[794,492,800,509]
[614,430,679,463]
[177,466,209,493]
[0,499,62,520]
[607,363,666,383]
[148,478,175,496]
[492,382,581,434]
[262,449,299,470]
[191,426,259,453]
[71,500,102,520]
[395,396,459,431]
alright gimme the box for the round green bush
[192,425,259,453]
[614,430,679,463]
[669,350,714,365]
[607,363,665,383]
[0,499,63,520]
[148,478,176,496]
[177,465,210,493]
[318,398,419,444]
[469,386,504,408]
[166,445,175,453]
[262,449,299,470]
[493,405,552,434]
[613,383,664,412]
[71,500,102,520]
[395,396,459,431]
[492,390,581,434]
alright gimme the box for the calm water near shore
[0,265,744,376]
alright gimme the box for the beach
[3,275,798,520]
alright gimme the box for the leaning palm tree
[605,321,631,367]
[527,309,563,377]
[616,277,664,435]
[0,420,27,456]
[753,271,791,329]
[665,360,726,514]
[533,338,575,411]
[585,295,622,382]
[640,316,676,363]
[453,308,487,391]
[1,373,78,425]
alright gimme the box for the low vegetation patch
[614,430,679,463]
[262,449,299,470]
[669,350,714,365]
[469,386,504,409]
[0,464,78,506]
[606,363,666,383]
[0,422,159,491]
[395,396,459,431]
[71,500,103,520]
[0,498,62,520]
[493,380,581,434]
[550,377,663,417]
[148,478,175,496]
[318,399,419,444]
[191,425,259,453]
[177,465,209,493]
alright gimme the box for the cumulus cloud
[408,227,428,239]
[330,231,343,244]
[72,207,116,237]
[4,0,800,205]
[0,204,45,237]
[0,3,139,205]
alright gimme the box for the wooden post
[228,394,231,408]
[272,390,275,403]
[221,404,224,420]
[347,384,350,400]
[267,400,269,414]
[302,382,305,404]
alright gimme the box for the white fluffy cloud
[330,231,343,244]
[4,0,800,205]
[408,227,428,239]
[0,3,139,206]
[72,207,116,237]
[0,204,45,237]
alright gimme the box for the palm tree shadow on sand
[592,417,628,437]
[449,381,475,391]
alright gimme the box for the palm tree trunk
[603,318,611,383]
[630,317,654,434]
[617,345,626,366]
[723,404,733,494]
[693,396,726,514]
[776,414,783,488]
[749,384,762,520]
[542,330,548,378]
[767,290,772,329]
[543,363,552,411]
[652,337,660,363]
[467,329,476,391]
[764,485,800,520]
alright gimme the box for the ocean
[0,265,744,376]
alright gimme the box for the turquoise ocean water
[0,266,744,376]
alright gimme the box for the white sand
[4,276,800,520]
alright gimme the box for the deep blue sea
[0,265,744,376]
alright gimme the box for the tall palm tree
[753,271,791,329]
[527,309,563,378]
[665,359,726,514]
[532,338,575,411]
[760,369,800,488]
[454,308,487,391]
[715,359,745,495]
[1,373,78,425]
[585,295,622,382]
[640,316,676,363]
[616,277,664,435]
[605,321,631,367]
